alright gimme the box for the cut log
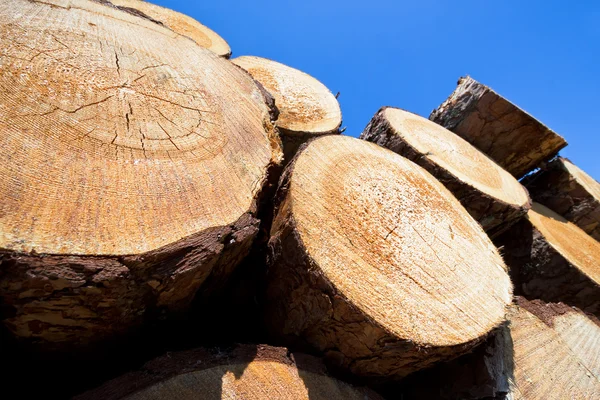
[523,157,600,241]
[360,107,531,237]
[100,0,231,57]
[430,76,567,178]
[76,344,383,400]
[231,56,341,160]
[0,0,282,346]
[389,299,600,399]
[266,135,513,380]
[496,203,600,316]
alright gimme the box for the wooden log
[265,135,513,380]
[523,157,600,241]
[231,56,341,160]
[430,76,567,178]
[360,107,531,237]
[388,298,600,399]
[76,344,383,400]
[0,0,282,346]
[496,203,600,316]
[97,0,231,57]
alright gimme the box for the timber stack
[0,0,598,399]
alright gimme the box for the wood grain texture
[231,56,341,160]
[0,0,282,345]
[99,0,231,57]
[75,344,383,400]
[266,135,513,380]
[361,106,531,237]
[524,157,600,241]
[430,76,567,178]
[496,203,600,316]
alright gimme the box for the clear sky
[154,0,599,179]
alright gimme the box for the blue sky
[154,0,599,179]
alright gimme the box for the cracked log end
[360,107,531,237]
[75,344,383,400]
[231,56,342,160]
[266,135,513,380]
[496,203,600,316]
[0,0,282,346]
[524,157,600,241]
[430,76,567,178]
[100,0,231,57]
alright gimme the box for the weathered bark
[265,135,513,381]
[385,299,600,399]
[430,76,567,178]
[232,56,342,161]
[0,0,282,347]
[75,344,383,400]
[361,107,531,237]
[97,0,232,57]
[523,157,600,241]
[495,203,600,316]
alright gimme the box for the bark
[495,217,600,316]
[523,157,600,241]
[75,344,383,400]
[361,107,530,238]
[430,76,567,178]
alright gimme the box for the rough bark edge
[265,139,498,381]
[429,76,567,178]
[75,344,383,400]
[495,218,600,316]
[523,157,600,241]
[0,73,283,347]
[360,106,531,238]
[515,297,600,330]
[279,126,342,165]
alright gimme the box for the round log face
[287,135,511,347]
[527,203,600,285]
[0,0,277,256]
[231,56,341,135]
[383,108,529,208]
[108,0,231,57]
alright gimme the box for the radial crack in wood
[430,76,567,178]
[361,107,531,237]
[523,157,600,241]
[265,135,513,380]
[231,56,342,160]
[0,0,282,347]
[496,203,600,316]
[98,0,231,57]
[75,344,383,400]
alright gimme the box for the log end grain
[76,344,384,400]
[266,135,513,380]
[361,106,531,237]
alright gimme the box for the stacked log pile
[0,1,598,399]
